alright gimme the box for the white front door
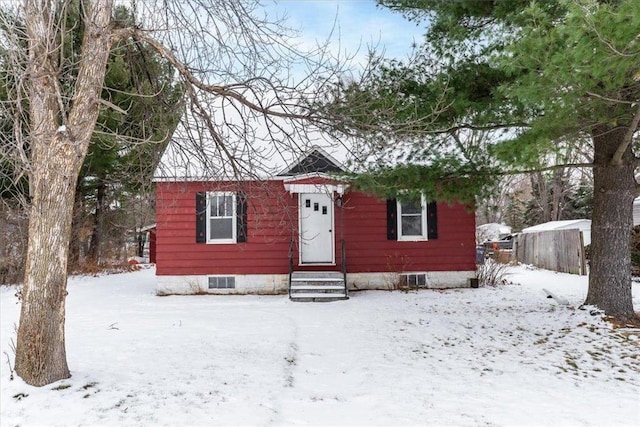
[299,193,334,264]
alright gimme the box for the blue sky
[263,1,425,67]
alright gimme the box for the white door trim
[298,193,335,265]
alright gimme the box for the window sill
[299,262,336,266]
[398,236,428,242]
[207,239,237,245]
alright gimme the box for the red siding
[155,180,476,276]
[339,192,476,273]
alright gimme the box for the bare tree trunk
[585,126,636,320]
[137,232,146,258]
[550,169,563,221]
[15,141,78,385]
[69,187,84,270]
[15,0,114,386]
[530,171,551,223]
[87,180,106,265]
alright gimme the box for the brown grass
[605,313,640,329]
[68,261,140,276]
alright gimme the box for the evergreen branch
[588,16,639,58]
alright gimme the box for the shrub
[477,259,512,287]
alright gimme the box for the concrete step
[290,284,345,291]
[291,277,344,283]
[291,271,344,280]
[289,271,348,302]
[289,292,348,302]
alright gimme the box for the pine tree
[330,0,639,320]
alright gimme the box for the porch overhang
[282,173,347,195]
[284,183,346,195]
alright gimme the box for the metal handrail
[340,238,347,297]
[288,237,295,299]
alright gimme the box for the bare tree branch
[611,103,640,165]
[497,162,595,176]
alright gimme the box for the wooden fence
[513,229,587,275]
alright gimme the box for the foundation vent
[208,276,236,289]
[400,273,427,288]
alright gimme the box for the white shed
[634,197,640,226]
[521,219,592,246]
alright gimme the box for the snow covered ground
[1,265,639,426]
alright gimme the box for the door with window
[299,193,334,264]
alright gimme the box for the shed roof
[521,219,591,233]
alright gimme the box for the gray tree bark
[585,125,636,320]
[87,180,106,265]
[15,0,114,386]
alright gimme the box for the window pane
[401,216,423,236]
[401,200,421,214]
[210,218,233,239]
[210,196,221,217]
[210,195,233,217]
[223,195,233,216]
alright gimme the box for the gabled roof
[278,147,345,176]
[152,102,352,182]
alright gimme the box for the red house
[153,147,477,300]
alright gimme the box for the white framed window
[207,192,236,244]
[397,194,428,241]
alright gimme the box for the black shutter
[196,192,207,243]
[236,192,248,243]
[386,199,397,240]
[427,201,438,239]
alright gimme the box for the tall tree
[0,3,182,269]
[76,5,183,266]
[331,0,639,320]
[0,0,346,386]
